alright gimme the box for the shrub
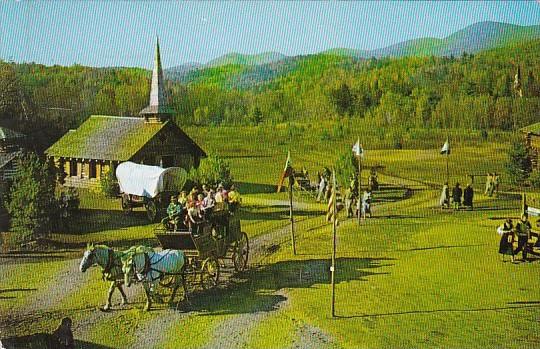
[100,168,120,197]
[505,141,532,185]
[530,171,540,189]
[335,148,359,188]
[6,153,59,242]
[189,154,233,188]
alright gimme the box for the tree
[0,63,22,120]
[335,148,358,189]
[189,154,233,188]
[6,153,59,242]
[505,141,532,186]
[100,168,120,198]
[331,83,354,116]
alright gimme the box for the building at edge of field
[521,121,540,170]
[45,38,206,189]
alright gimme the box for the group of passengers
[498,214,540,262]
[161,183,241,232]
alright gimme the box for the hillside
[165,21,540,87]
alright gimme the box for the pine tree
[6,152,59,241]
[505,141,532,186]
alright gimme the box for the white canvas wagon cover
[116,161,186,198]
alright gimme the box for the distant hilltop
[166,21,540,79]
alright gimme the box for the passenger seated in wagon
[161,196,184,231]
[228,185,242,213]
[186,201,203,235]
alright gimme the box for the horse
[121,248,186,311]
[79,243,129,311]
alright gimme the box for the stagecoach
[116,161,187,222]
[154,207,249,291]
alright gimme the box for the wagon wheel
[200,257,220,290]
[232,232,249,272]
[121,194,131,213]
[159,274,175,288]
[145,200,158,222]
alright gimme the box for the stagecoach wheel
[232,232,249,272]
[159,275,175,288]
[200,257,220,290]
[121,194,131,213]
[145,200,158,222]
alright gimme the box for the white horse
[122,248,185,311]
[79,244,129,311]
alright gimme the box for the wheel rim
[121,195,131,212]
[200,258,220,290]
[233,232,249,272]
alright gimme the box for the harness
[132,250,178,283]
[100,248,121,281]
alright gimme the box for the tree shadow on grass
[239,207,323,221]
[184,257,393,316]
[0,334,115,349]
[57,208,152,236]
[235,181,277,195]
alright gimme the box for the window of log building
[89,161,97,178]
[69,159,77,176]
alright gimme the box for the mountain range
[165,21,540,86]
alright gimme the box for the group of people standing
[440,182,474,210]
[161,183,241,232]
[498,214,540,262]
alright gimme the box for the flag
[440,139,450,155]
[352,139,364,158]
[277,151,294,193]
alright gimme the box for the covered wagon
[116,161,187,222]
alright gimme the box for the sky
[1,1,540,68]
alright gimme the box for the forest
[1,39,540,151]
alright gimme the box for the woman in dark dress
[498,219,514,262]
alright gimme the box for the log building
[46,39,206,189]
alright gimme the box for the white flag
[352,139,364,157]
[440,139,450,155]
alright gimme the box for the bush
[6,153,59,242]
[530,171,540,189]
[100,168,119,197]
[335,148,359,189]
[189,154,233,188]
[505,141,532,185]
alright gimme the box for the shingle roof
[521,122,540,135]
[0,127,25,141]
[46,115,165,161]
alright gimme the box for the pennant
[440,139,450,155]
[352,139,364,158]
[277,151,294,193]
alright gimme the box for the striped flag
[440,139,450,155]
[326,171,338,223]
[277,151,294,193]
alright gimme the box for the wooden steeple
[139,37,173,123]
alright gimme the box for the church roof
[46,115,205,161]
[521,122,540,135]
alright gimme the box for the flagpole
[357,154,362,225]
[289,175,296,255]
[446,152,449,185]
[331,170,337,317]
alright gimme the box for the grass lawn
[1,126,539,348]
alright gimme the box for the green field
[1,125,539,348]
